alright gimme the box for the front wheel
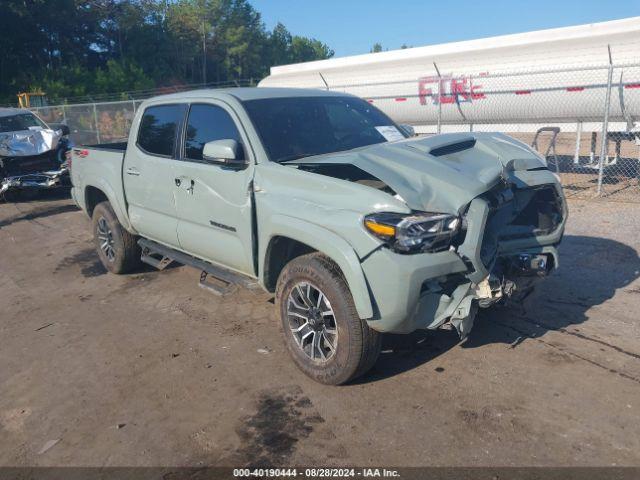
[92,201,141,274]
[276,253,381,385]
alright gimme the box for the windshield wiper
[278,153,318,163]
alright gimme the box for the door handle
[175,178,194,194]
[126,167,140,176]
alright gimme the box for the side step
[199,270,236,296]
[140,250,174,270]
[138,238,259,296]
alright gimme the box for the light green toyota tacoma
[70,88,566,385]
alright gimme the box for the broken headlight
[364,212,460,254]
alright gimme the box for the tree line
[0,0,334,105]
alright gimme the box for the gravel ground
[0,192,639,467]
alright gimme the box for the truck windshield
[0,113,48,133]
[242,96,407,163]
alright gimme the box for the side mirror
[50,123,70,136]
[399,124,416,137]
[202,139,246,168]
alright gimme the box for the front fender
[260,214,374,320]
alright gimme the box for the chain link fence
[29,65,640,201]
[27,80,254,145]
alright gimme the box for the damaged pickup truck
[70,88,566,384]
[0,108,71,199]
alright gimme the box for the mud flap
[449,295,479,340]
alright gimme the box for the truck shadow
[356,329,460,383]
[358,234,640,383]
[463,234,640,350]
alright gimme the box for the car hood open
[287,132,549,214]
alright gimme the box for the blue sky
[251,0,640,57]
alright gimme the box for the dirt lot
[1,192,639,467]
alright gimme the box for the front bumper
[363,244,559,335]
[0,167,69,196]
[362,183,566,335]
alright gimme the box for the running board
[140,250,174,270]
[137,238,259,296]
[199,270,236,296]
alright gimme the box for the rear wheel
[92,201,140,274]
[276,253,381,385]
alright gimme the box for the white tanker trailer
[259,17,640,131]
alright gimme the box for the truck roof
[142,87,349,105]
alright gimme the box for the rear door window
[137,104,183,157]
[183,104,243,162]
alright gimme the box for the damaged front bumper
[0,167,69,196]
[362,182,566,338]
[446,249,557,338]
[362,244,558,337]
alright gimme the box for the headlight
[364,212,460,254]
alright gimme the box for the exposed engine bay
[426,183,564,339]
[294,163,396,196]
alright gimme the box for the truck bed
[70,142,128,226]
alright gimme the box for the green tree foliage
[94,60,155,93]
[371,43,383,53]
[268,22,334,66]
[0,0,334,104]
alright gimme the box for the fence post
[597,48,614,196]
[590,132,597,164]
[62,104,67,125]
[434,62,442,134]
[573,121,582,165]
[319,72,329,91]
[92,102,101,144]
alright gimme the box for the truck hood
[288,132,548,214]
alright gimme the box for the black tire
[276,253,382,385]
[91,201,141,274]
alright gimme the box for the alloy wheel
[96,216,116,262]
[286,282,338,362]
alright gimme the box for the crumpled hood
[289,132,548,214]
[0,127,61,157]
